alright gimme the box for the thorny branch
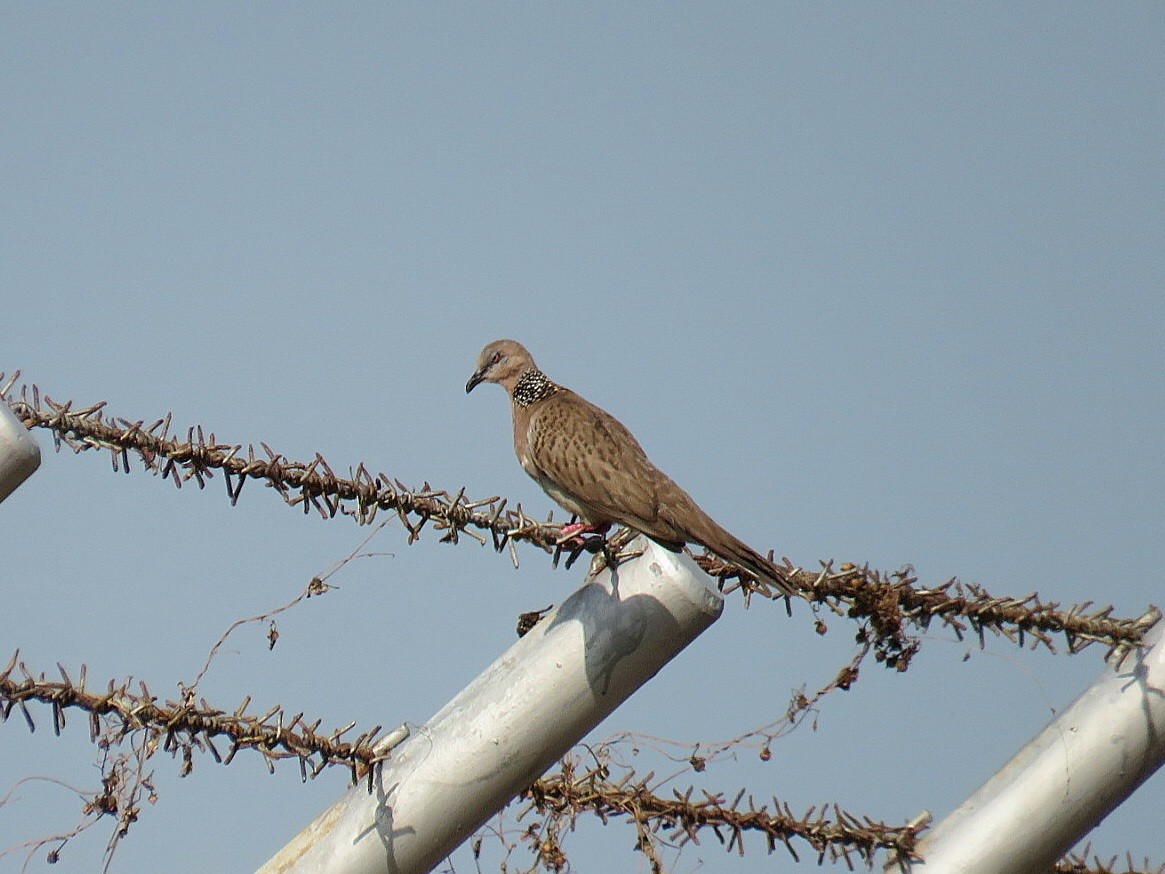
[3,377,1156,668]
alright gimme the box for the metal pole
[893,612,1165,873]
[0,401,40,504]
[259,536,724,874]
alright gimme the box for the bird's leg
[588,526,644,577]
[557,518,614,570]
[555,520,612,546]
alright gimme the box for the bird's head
[466,339,535,394]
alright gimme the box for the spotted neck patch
[512,367,559,407]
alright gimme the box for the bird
[465,339,797,598]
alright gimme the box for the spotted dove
[466,339,796,598]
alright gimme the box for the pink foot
[556,521,612,546]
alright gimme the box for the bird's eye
[490,351,502,365]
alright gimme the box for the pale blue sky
[2,5,1163,872]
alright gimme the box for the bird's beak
[465,369,486,394]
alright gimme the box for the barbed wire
[520,762,1163,874]
[3,647,1161,872]
[0,650,920,869]
[2,376,1157,669]
[4,374,1163,871]
[2,650,924,869]
[521,755,925,870]
[0,651,393,786]
[513,663,1164,874]
[517,765,1165,874]
[1055,849,1165,874]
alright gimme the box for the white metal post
[259,536,724,874]
[0,401,40,504]
[892,614,1165,873]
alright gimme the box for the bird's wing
[527,390,686,544]
[524,388,797,598]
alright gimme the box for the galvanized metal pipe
[0,400,40,504]
[895,614,1165,873]
[259,536,723,873]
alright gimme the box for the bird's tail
[689,514,799,599]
